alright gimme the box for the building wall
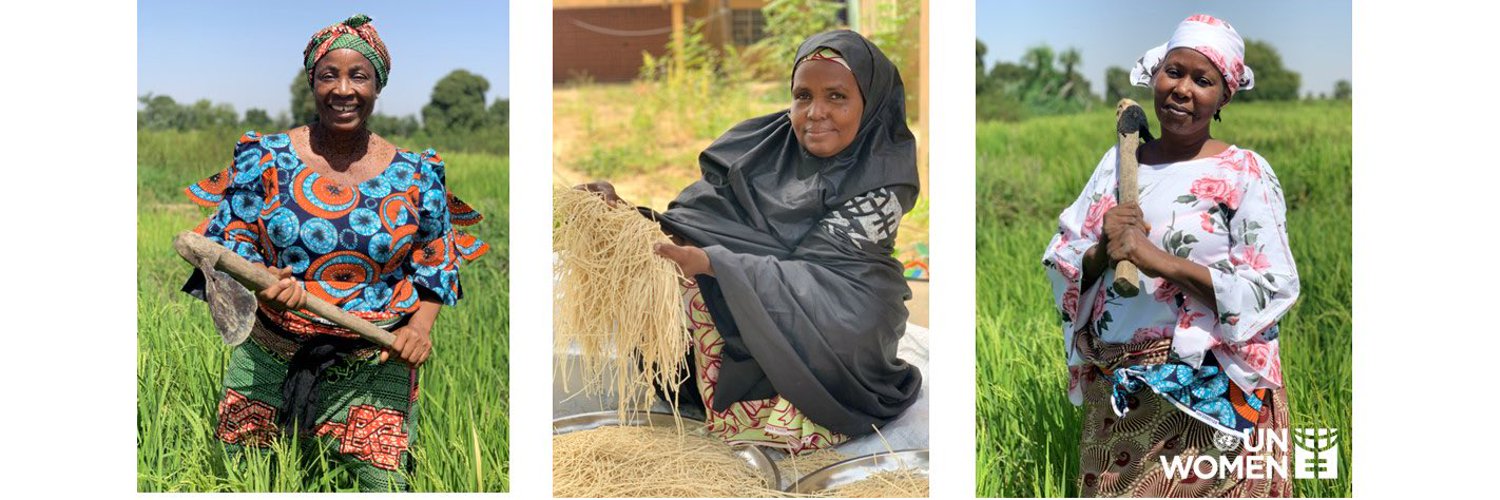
[554,6,674,83]
[554,0,667,8]
[554,0,772,84]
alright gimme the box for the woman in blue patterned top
[181,14,487,491]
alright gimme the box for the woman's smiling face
[312,48,378,132]
[790,60,863,158]
[1152,48,1228,138]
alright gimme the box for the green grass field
[975,101,1352,497]
[136,129,509,492]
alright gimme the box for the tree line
[139,69,508,154]
[977,39,1349,122]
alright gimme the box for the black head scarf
[658,29,919,253]
[653,30,922,437]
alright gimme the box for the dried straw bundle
[778,449,849,483]
[819,470,929,498]
[552,425,773,497]
[804,427,927,498]
[553,188,690,420]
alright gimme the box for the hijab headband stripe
[303,14,391,90]
[1129,14,1254,96]
[797,47,852,72]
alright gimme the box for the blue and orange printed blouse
[186,131,486,330]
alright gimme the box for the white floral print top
[1043,145,1299,404]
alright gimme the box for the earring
[1213,109,1222,122]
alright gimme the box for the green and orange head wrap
[302,14,391,90]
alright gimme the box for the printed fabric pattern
[1111,357,1272,436]
[821,187,904,254]
[1078,367,1292,497]
[1043,145,1299,413]
[683,281,847,454]
[217,339,419,491]
[186,131,487,329]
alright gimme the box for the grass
[136,128,509,492]
[554,80,785,194]
[975,100,1352,497]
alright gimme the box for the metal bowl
[552,410,781,489]
[786,449,929,496]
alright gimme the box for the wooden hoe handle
[173,231,397,348]
[1112,99,1147,297]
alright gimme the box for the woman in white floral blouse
[1043,15,1299,497]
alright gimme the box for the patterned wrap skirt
[683,281,846,454]
[215,316,419,491]
[1075,327,1292,498]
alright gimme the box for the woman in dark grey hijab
[584,30,921,452]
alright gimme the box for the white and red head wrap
[1131,14,1255,97]
[796,47,852,72]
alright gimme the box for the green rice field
[975,101,1352,497]
[136,129,509,492]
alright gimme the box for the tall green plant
[977,43,1096,120]
[867,0,918,72]
[290,71,317,125]
[422,70,493,134]
[137,94,241,131]
[1237,39,1301,102]
[242,108,275,132]
[758,0,843,65]
[867,0,920,116]
[1104,66,1152,104]
[639,19,719,87]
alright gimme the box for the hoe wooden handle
[173,231,397,348]
[1112,100,1148,297]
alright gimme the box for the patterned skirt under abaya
[1075,328,1293,498]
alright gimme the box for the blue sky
[139,0,509,118]
[976,1,1352,97]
